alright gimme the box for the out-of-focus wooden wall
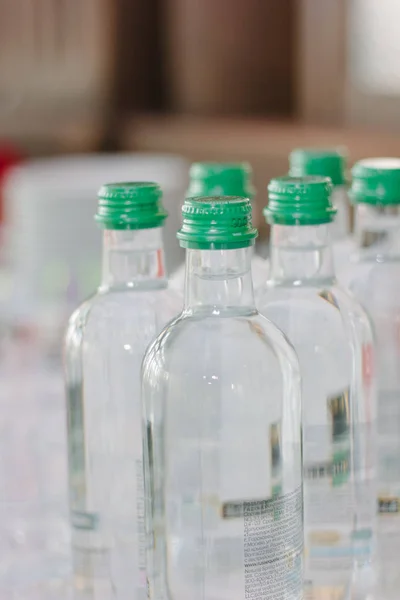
[1,0,296,151]
[0,0,115,153]
[112,0,295,117]
[161,0,295,116]
[121,114,400,239]
[112,0,165,114]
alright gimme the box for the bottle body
[142,248,304,600]
[258,224,377,598]
[64,228,178,598]
[346,205,400,596]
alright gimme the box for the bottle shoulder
[142,309,299,378]
[64,287,180,352]
[344,258,400,303]
[257,281,374,346]
[69,286,179,321]
[258,279,362,309]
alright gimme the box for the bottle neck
[268,224,335,286]
[100,227,166,291]
[331,186,350,241]
[354,204,400,259]
[184,247,256,315]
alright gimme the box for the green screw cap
[350,158,400,205]
[289,148,347,186]
[265,176,336,226]
[188,162,255,199]
[95,182,167,230]
[177,196,258,250]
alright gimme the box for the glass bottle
[169,162,268,293]
[142,195,304,600]
[347,158,400,599]
[64,182,179,598]
[289,148,353,277]
[257,176,377,600]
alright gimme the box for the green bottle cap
[265,176,336,226]
[350,158,400,205]
[95,182,167,230]
[289,148,347,186]
[187,162,255,199]
[177,196,258,250]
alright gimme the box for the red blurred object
[0,143,24,225]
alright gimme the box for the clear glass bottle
[64,182,179,598]
[289,148,354,277]
[257,177,377,600]
[142,196,304,600]
[346,158,400,599]
[169,163,268,293]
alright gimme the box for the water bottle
[347,158,400,599]
[289,148,354,278]
[169,162,268,293]
[64,182,179,598]
[142,195,304,600]
[258,176,377,600]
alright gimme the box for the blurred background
[2,0,400,214]
[1,0,400,335]
[1,0,400,342]
[1,2,400,596]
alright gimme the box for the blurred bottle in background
[0,144,23,244]
[289,148,354,278]
[64,182,179,599]
[0,143,23,332]
[170,162,268,294]
[258,176,377,600]
[0,152,187,600]
[2,153,188,361]
[0,151,73,598]
[142,195,304,600]
[347,158,400,600]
